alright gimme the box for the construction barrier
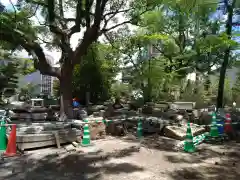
[193,134,206,146]
[176,133,206,150]
[72,117,146,146]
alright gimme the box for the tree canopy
[0,0,153,118]
[0,0,240,113]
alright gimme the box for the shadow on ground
[122,133,179,152]
[166,142,240,180]
[170,165,240,180]
[0,145,144,180]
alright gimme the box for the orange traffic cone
[224,113,233,134]
[4,124,18,157]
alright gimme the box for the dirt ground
[0,135,239,180]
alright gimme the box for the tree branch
[103,8,132,18]
[9,0,17,22]
[102,20,131,33]
[101,8,150,34]
[45,0,72,61]
[37,36,53,44]
[26,4,39,19]
[85,0,94,28]
[94,0,108,27]
[73,0,108,64]
[58,0,68,30]
[69,0,84,36]
[25,44,60,78]
[62,17,76,22]
[25,0,47,7]
[72,27,98,64]
[101,2,129,30]
[47,0,65,36]
[73,0,150,65]
[0,32,61,78]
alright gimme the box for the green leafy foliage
[18,83,39,101]
[0,48,36,75]
[0,61,19,99]
[115,0,239,104]
[0,45,36,101]
[53,79,60,98]
[0,0,154,118]
[51,43,120,104]
[72,43,120,104]
[111,82,132,100]
[1,0,239,109]
[0,9,38,48]
[232,71,240,104]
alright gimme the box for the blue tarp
[73,101,80,107]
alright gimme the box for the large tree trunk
[59,65,74,121]
[204,60,211,93]
[194,71,201,94]
[216,0,235,109]
[217,50,230,109]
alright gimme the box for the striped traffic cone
[81,119,91,147]
[184,122,195,153]
[210,112,219,138]
[137,119,143,139]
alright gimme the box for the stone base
[164,124,205,140]
[16,128,82,151]
[77,145,102,154]
[89,121,106,140]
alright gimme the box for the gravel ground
[0,135,239,180]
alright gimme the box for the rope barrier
[0,124,16,127]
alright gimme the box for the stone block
[89,121,106,140]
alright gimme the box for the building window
[41,75,53,95]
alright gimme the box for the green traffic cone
[210,112,219,138]
[137,119,143,139]
[81,119,91,147]
[184,122,195,153]
[0,120,7,152]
